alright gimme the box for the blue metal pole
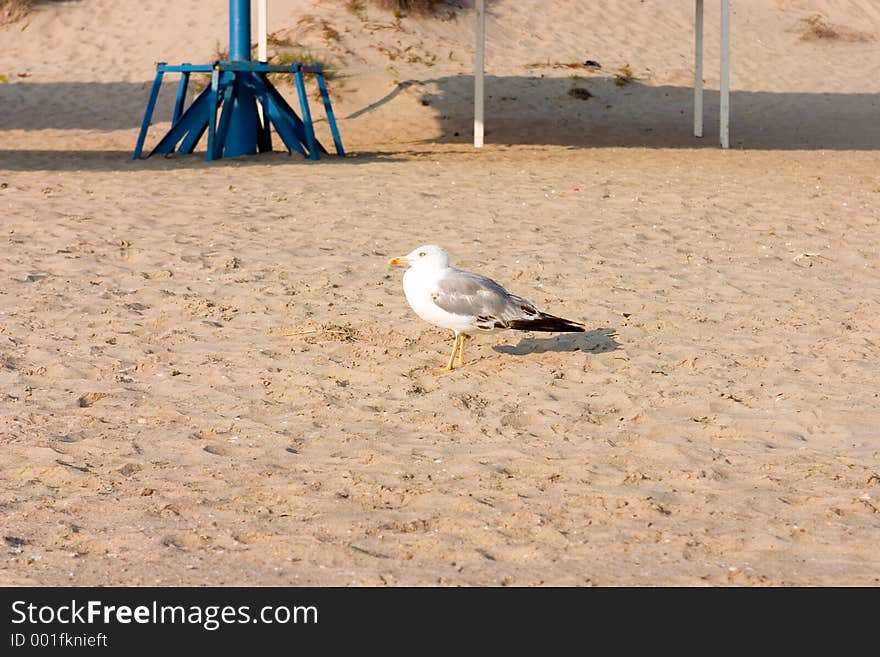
[293,65,319,160]
[225,0,258,157]
[172,68,190,126]
[229,0,251,62]
[206,68,221,160]
[316,73,345,156]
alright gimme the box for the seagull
[388,245,584,372]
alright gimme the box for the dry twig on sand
[792,252,832,268]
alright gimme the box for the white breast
[402,267,476,333]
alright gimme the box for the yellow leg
[437,334,461,373]
[457,334,466,367]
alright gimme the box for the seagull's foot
[438,334,462,374]
[433,365,456,375]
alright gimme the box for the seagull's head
[388,245,450,271]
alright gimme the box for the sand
[0,1,878,586]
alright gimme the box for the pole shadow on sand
[414,75,880,151]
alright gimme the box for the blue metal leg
[293,65,319,160]
[247,73,312,155]
[179,122,209,155]
[253,75,273,153]
[172,69,191,125]
[133,66,165,159]
[261,92,308,156]
[256,107,272,152]
[206,69,221,161]
[150,83,215,156]
[214,77,238,159]
[316,73,345,156]
[178,89,212,154]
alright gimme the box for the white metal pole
[720,0,730,148]
[694,0,704,138]
[257,0,268,62]
[474,0,485,148]
[256,0,268,126]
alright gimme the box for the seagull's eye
[418,252,426,257]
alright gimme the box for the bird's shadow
[493,327,620,356]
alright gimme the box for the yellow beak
[388,256,409,267]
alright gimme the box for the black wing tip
[508,313,585,333]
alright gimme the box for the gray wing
[433,268,540,329]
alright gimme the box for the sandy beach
[1,1,878,586]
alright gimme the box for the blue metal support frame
[133,0,343,162]
[132,61,345,161]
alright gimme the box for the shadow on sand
[1,71,877,172]
[413,75,880,151]
[0,148,405,172]
[3,76,878,151]
[494,327,620,356]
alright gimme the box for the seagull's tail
[507,313,585,333]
